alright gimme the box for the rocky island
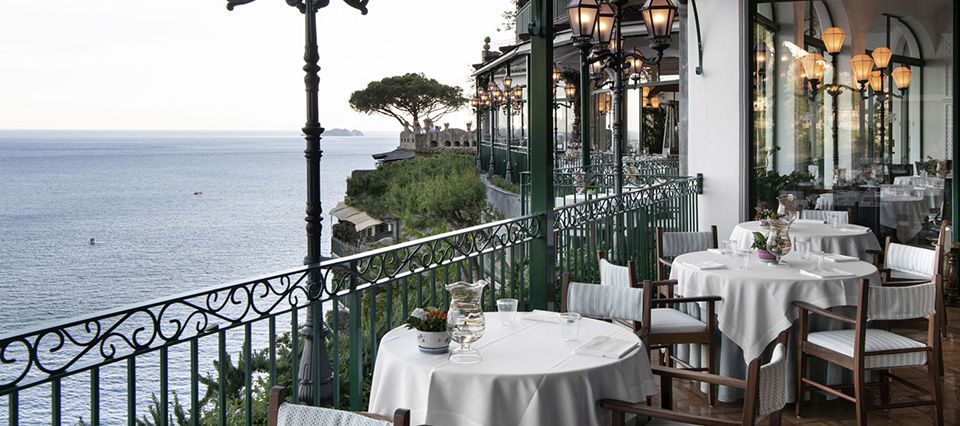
[325,128,364,136]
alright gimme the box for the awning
[330,202,383,232]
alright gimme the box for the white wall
[685,0,749,237]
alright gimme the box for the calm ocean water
[0,130,397,423]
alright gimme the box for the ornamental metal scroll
[0,267,321,393]
[553,176,702,230]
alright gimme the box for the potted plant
[405,307,451,354]
[754,207,777,228]
[752,231,777,262]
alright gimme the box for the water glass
[558,312,582,341]
[735,249,750,269]
[496,298,519,326]
[724,239,738,256]
[796,241,811,260]
[828,216,839,229]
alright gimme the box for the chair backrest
[886,242,938,277]
[800,209,849,224]
[564,280,645,323]
[754,340,788,421]
[867,282,937,321]
[598,256,635,287]
[277,404,391,426]
[657,226,718,258]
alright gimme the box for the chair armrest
[658,257,673,267]
[599,399,739,426]
[651,366,747,389]
[794,301,856,325]
[882,279,932,287]
[648,279,678,287]
[866,249,884,265]
[650,296,721,305]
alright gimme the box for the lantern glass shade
[512,86,523,100]
[567,0,600,39]
[892,66,912,90]
[593,3,615,44]
[755,44,767,65]
[470,97,479,107]
[553,67,562,85]
[850,54,874,84]
[564,84,577,99]
[821,27,846,54]
[640,0,677,42]
[502,75,512,90]
[650,95,662,109]
[642,96,649,108]
[868,70,884,92]
[591,61,603,77]
[871,47,892,69]
[800,53,825,82]
[642,86,651,98]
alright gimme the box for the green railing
[478,142,530,184]
[0,176,701,425]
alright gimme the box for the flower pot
[417,330,451,354]
[757,250,777,263]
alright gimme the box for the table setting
[730,219,880,261]
[368,280,657,426]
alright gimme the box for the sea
[0,130,398,424]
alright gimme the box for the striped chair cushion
[567,281,644,322]
[806,329,927,369]
[868,282,936,321]
[277,403,391,426]
[599,258,632,287]
[660,231,715,258]
[800,209,849,224]
[886,243,937,277]
[757,342,788,420]
[649,308,706,334]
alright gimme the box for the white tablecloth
[730,221,881,261]
[880,195,928,242]
[893,176,944,188]
[369,312,657,426]
[670,251,880,362]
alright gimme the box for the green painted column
[529,0,555,310]
[577,43,592,169]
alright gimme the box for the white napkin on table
[574,336,640,359]
[706,248,724,255]
[836,225,869,233]
[684,260,727,270]
[800,268,855,279]
[796,219,826,224]
[822,253,858,262]
[526,310,560,323]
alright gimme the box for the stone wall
[399,122,477,154]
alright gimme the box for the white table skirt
[369,312,657,426]
[880,196,928,242]
[669,251,880,402]
[730,221,881,261]
[893,176,944,188]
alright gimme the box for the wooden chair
[600,331,789,426]
[794,279,943,425]
[561,272,721,404]
[268,387,411,426]
[655,226,718,282]
[867,238,946,339]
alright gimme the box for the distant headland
[325,128,364,136]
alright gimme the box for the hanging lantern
[640,0,677,50]
[800,52,825,83]
[553,66,562,85]
[564,84,577,99]
[871,47,892,69]
[650,95,662,109]
[566,0,601,39]
[821,27,846,54]
[513,86,523,100]
[868,70,884,93]
[892,66,912,91]
[850,54,874,87]
[592,2,616,44]
[642,96,649,108]
[502,75,513,91]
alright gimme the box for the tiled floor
[648,306,959,425]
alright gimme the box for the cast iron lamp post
[554,83,576,162]
[225,0,369,406]
[568,0,677,195]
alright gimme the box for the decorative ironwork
[553,175,701,230]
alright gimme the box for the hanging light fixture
[564,84,577,99]
[593,2,616,44]
[566,0,601,39]
[821,27,846,54]
[591,60,604,77]
[868,70,885,93]
[553,66,562,85]
[800,52,826,92]
[650,95,662,109]
[642,96,649,108]
[850,54,874,88]
[640,0,678,50]
[513,85,523,100]
[502,75,512,91]
[892,66,912,91]
[470,97,480,108]
[871,47,892,69]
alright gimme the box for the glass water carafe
[446,280,488,364]
[776,194,798,223]
[765,221,792,265]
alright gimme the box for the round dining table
[668,250,881,402]
[730,220,881,261]
[368,312,657,426]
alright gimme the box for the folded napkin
[822,253,858,262]
[796,219,826,224]
[800,268,855,279]
[574,335,640,359]
[525,310,560,323]
[706,248,724,255]
[836,225,868,233]
[684,260,727,270]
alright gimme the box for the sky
[0,0,515,132]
